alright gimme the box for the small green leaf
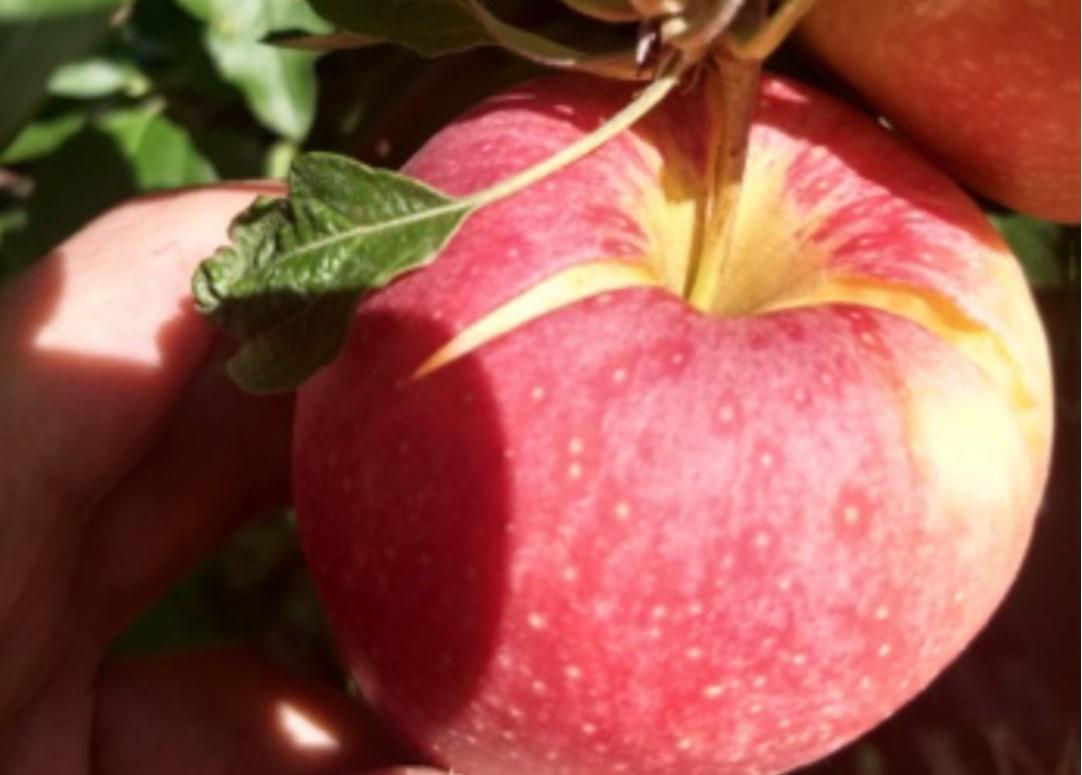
[176,0,331,139]
[47,56,148,98]
[1,113,85,164]
[194,153,475,393]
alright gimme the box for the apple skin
[294,73,1053,775]
[799,0,1081,223]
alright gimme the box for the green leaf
[194,153,474,393]
[457,0,638,79]
[0,0,124,146]
[1,113,85,164]
[309,0,491,56]
[47,56,148,98]
[310,0,639,78]
[176,0,331,139]
[991,213,1077,290]
[96,103,217,189]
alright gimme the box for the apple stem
[727,0,819,61]
[465,53,686,211]
[687,52,760,311]
[687,0,819,311]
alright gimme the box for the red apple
[799,0,1081,223]
[294,71,1053,775]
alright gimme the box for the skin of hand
[0,185,446,775]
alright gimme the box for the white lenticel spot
[688,602,704,616]
[820,372,834,385]
[613,368,628,383]
[531,385,546,401]
[562,566,579,582]
[718,405,735,423]
[677,738,694,751]
[582,723,597,736]
[569,462,583,479]
[860,332,877,346]
[752,675,767,689]
[568,437,584,455]
[532,680,547,694]
[749,703,763,715]
[686,646,704,661]
[565,665,583,681]
[528,612,547,630]
[874,605,891,620]
[613,501,631,521]
[760,452,774,467]
[792,653,808,666]
[651,605,667,619]
[843,505,861,525]
[647,627,662,640]
[754,532,771,549]
[777,577,793,592]
[721,554,735,569]
[671,353,685,365]
[778,717,791,729]
[703,684,724,699]
[877,643,892,658]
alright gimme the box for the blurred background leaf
[0,0,126,147]
[175,0,330,139]
[991,212,1080,291]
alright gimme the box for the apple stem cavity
[686,0,817,312]
[688,51,761,310]
[463,52,687,212]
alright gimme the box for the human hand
[0,186,444,775]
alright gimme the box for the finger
[0,184,280,715]
[73,343,293,643]
[94,647,411,775]
[0,640,98,775]
[0,183,281,514]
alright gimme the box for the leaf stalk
[465,52,686,210]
